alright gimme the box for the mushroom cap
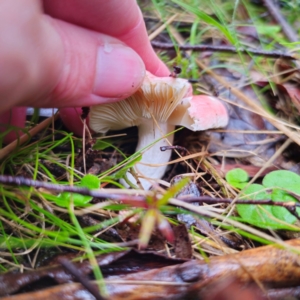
[89,71,192,134]
[189,95,229,130]
[168,95,229,131]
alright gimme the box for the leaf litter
[2,0,300,299]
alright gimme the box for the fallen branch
[1,175,300,218]
[2,239,300,299]
[151,41,297,60]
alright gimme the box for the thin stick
[178,195,300,207]
[0,174,146,203]
[151,41,297,60]
[0,114,59,161]
[148,14,178,41]
[1,174,300,216]
[177,195,300,220]
[262,0,298,43]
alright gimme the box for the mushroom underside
[89,72,229,190]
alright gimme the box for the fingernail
[94,43,145,98]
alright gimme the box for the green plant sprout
[226,169,300,230]
[119,177,190,248]
[139,177,190,248]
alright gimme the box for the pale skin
[0,0,170,143]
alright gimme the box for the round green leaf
[236,184,297,230]
[263,170,300,193]
[225,168,249,189]
[80,174,100,189]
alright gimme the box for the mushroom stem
[127,119,175,190]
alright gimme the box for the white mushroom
[89,72,228,190]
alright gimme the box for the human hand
[0,0,169,143]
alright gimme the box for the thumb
[45,18,146,108]
[0,1,145,112]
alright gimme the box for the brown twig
[1,174,300,219]
[179,195,300,206]
[151,41,297,60]
[0,114,59,161]
[160,145,190,153]
[178,195,300,220]
[0,174,146,203]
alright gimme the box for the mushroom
[89,72,228,190]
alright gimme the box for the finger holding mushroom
[89,71,229,190]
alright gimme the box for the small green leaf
[80,174,100,190]
[55,192,91,207]
[55,175,100,207]
[225,168,249,189]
